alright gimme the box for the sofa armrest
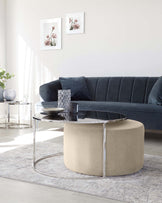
[39,80,62,102]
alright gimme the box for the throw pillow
[59,77,91,100]
[148,76,162,105]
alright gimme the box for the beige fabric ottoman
[64,119,144,176]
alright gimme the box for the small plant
[0,68,14,89]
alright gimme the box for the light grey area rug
[0,138,162,203]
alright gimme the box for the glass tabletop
[8,101,31,105]
[33,110,126,124]
[0,101,31,105]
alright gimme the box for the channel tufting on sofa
[39,77,162,130]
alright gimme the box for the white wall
[5,0,162,105]
[0,0,6,68]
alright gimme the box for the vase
[3,89,16,101]
[58,89,71,112]
[0,87,4,102]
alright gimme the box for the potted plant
[0,68,15,102]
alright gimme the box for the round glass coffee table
[33,110,126,178]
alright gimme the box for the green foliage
[0,68,14,89]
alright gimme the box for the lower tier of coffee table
[64,119,144,176]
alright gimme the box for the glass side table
[0,101,32,128]
[0,102,8,128]
[8,101,32,128]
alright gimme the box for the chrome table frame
[33,113,125,179]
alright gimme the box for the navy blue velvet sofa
[39,77,162,130]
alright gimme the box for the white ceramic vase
[3,89,16,101]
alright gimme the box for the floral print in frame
[40,18,61,50]
[66,12,84,34]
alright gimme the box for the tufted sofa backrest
[85,77,158,103]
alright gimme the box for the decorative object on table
[0,68,14,89]
[42,107,64,115]
[70,102,78,113]
[40,18,61,50]
[3,89,16,101]
[58,89,71,112]
[0,68,15,101]
[66,12,84,34]
[66,112,78,121]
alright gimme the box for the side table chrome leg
[18,104,20,124]
[103,122,107,177]
[8,103,10,123]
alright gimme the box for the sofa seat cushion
[40,101,162,130]
[76,101,162,113]
[41,100,162,113]
[76,101,162,130]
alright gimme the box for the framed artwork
[40,18,61,50]
[66,12,84,34]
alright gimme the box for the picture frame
[40,18,61,50]
[65,12,84,34]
